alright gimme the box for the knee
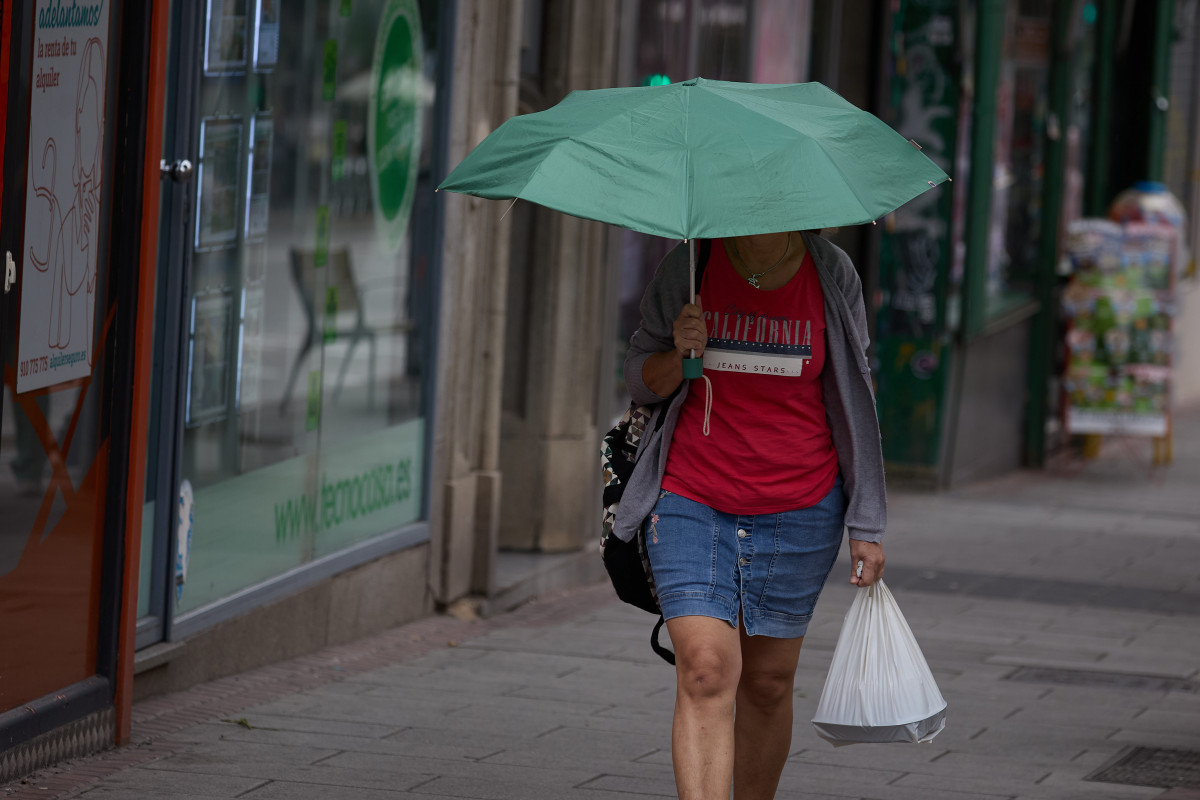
[738,668,795,710]
[677,647,740,702]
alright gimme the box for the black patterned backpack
[600,403,674,664]
[599,240,711,666]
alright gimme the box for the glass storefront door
[137,0,441,646]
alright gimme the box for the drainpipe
[1086,0,1116,216]
[1024,0,1072,468]
[962,0,1005,340]
[1145,0,1174,182]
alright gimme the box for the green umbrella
[438,77,948,376]
[438,77,948,239]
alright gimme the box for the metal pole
[1024,0,1073,468]
[962,0,1005,339]
[682,237,703,378]
[1086,0,1117,216]
[1146,0,1175,182]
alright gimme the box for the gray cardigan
[615,232,887,543]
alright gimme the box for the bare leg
[666,615,742,800]
[733,624,805,800]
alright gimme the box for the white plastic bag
[811,580,947,746]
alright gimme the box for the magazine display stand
[1060,220,1177,466]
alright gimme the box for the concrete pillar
[498,1,620,553]
[431,0,523,602]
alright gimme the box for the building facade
[2,0,1196,780]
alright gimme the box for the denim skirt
[645,477,845,638]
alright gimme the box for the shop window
[984,1,1053,317]
[144,0,440,623]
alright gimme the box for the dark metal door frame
[135,0,204,650]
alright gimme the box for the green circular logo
[369,0,423,253]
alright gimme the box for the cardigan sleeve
[834,248,872,367]
[624,243,689,406]
[806,234,887,543]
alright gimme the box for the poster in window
[206,0,248,73]
[17,0,113,392]
[196,119,243,249]
[254,0,279,70]
[187,293,234,426]
[369,0,425,253]
[246,115,272,238]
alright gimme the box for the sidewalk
[4,410,1199,800]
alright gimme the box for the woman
[622,230,886,800]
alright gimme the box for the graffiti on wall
[876,1,960,467]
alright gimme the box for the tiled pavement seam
[882,566,1200,615]
[0,583,617,800]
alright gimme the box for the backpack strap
[651,615,676,665]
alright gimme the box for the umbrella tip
[928,181,935,187]
[908,139,923,150]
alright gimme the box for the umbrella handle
[683,238,704,380]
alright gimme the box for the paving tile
[1107,727,1200,749]
[999,702,1149,727]
[768,760,903,793]
[902,751,1066,784]
[152,739,339,768]
[788,745,946,771]
[239,780,420,799]
[347,670,527,696]
[984,654,1195,678]
[572,772,677,797]
[1013,781,1164,800]
[73,769,268,798]
[75,790,244,800]
[166,721,512,762]
[407,774,602,799]
[137,755,437,792]
[856,786,1017,800]
[378,726,526,760]
[313,747,601,783]
[477,725,665,768]
[169,715,402,742]
[959,725,1123,762]
[310,750,609,799]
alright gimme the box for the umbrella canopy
[438,78,948,240]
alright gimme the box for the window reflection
[171,0,436,615]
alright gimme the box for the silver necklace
[732,233,790,289]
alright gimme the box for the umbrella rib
[683,85,693,240]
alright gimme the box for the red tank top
[661,239,839,513]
